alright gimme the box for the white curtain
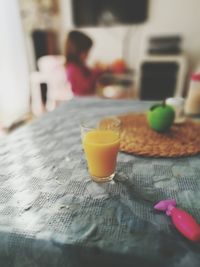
[0,0,30,127]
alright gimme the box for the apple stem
[162,99,166,107]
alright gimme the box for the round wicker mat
[117,113,200,158]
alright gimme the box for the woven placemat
[116,113,200,157]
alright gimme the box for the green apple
[147,103,175,132]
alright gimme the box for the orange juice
[83,129,120,179]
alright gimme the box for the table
[0,98,200,267]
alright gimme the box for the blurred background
[0,0,200,132]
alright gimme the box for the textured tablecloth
[0,97,200,267]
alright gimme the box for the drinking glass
[81,116,121,183]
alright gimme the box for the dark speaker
[140,62,179,100]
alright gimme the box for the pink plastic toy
[154,199,200,242]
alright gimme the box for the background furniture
[0,98,199,266]
[139,54,188,100]
[96,72,136,99]
[147,35,182,55]
[32,30,59,64]
[138,35,188,100]
[30,55,73,116]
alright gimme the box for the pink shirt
[66,63,100,96]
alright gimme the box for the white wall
[0,0,30,127]
[60,0,200,71]
[142,0,200,70]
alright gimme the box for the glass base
[90,173,115,183]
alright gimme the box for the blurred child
[65,30,103,96]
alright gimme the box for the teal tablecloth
[0,98,200,267]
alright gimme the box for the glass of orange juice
[81,116,121,183]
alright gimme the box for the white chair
[30,55,73,116]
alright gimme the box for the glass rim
[80,115,121,130]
